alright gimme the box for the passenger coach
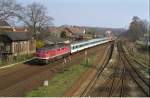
[70,38,110,53]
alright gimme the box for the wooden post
[62,58,67,72]
[69,56,71,62]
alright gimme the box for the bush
[60,31,67,38]
[137,45,150,52]
[36,40,45,48]
[0,59,2,65]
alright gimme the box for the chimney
[83,29,86,34]
[12,27,16,32]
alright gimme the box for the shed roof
[4,32,32,41]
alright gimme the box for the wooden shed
[0,32,36,60]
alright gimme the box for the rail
[117,41,149,96]
[80,43,114,96]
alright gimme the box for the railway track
[80,43,114,97]
[117,41,150,97]
[123,46,149,85]
[108,53,127,97]
[124,47,149,78]
[125,45,149,67]
[0,42,113,96]
[90,44,126,97]
[81,41,149,97]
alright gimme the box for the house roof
[4,32,32,41]
[13,27,27,32]
[47,26,85,36]
[64,27,85,34]
[48,27,60,33]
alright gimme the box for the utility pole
[85,51,87,65]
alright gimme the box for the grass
[0,54,34,67]
[26,46,106,97]
[123,44,149,66]
[26,63,89,97]
[26,53,97,97]
[129,50,149,66]
[134,54,149,64]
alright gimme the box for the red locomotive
[36,44,70,63]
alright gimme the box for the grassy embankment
[26,45,108,97]
[123,44,149,78]
[133,52,149,64]
[124,42,149,66]
[0,54,33,67]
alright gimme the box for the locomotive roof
[37,44,68,51]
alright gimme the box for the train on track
[36,37,114,63]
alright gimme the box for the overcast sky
[17,0,149,28]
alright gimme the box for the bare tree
[18,2,53,39]
[127,16,149,42]
[0,0,21,21]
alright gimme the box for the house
[48,26,63,38]
[62,26,88,40]
[0,32,36,60]
[46,26,94,41]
